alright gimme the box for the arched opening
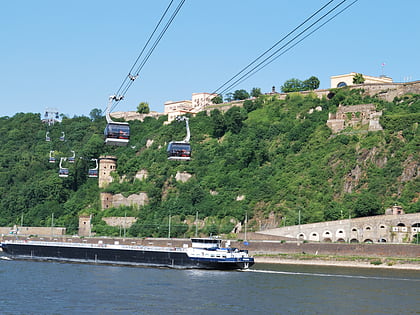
[365,226,372,231]
[350,238,359,243]
[323,238,332,242]
[364,239,373,243]
[337,82,347,88]
[378,238,387,243]
[337,238,346,243]
[351,228,357,232]
[297,233,305,240]
[379,224,386,229]
[397,223,405,227]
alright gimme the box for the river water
[0,259,418,314]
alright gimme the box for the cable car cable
[211,0,335,96]
[215,0,349,96]
[213,0,357,97]
[113,0,176,99]
[107,0,186,113]
[231,0,359,91]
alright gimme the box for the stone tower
[98,155,117,188]
[78,215,92,237]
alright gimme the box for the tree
[281,78,304,92]
[353,73,365,84]
[232,89,250,100]
[89,108,103,121]
[250,87,262,98]
[225,92,233,102]
[352,193,381,217]
[211,95,223,104]
[210,109,227,138]
[137,102,150,114]
[303,76,320,90]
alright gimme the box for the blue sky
[1,0,419,118]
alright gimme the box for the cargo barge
[0,238,254,270]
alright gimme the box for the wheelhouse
[191,238,221,249]
[104,122,130,146]
[167,141,191,161]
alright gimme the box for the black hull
[1,243,253,270]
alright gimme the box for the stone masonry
[258,210,420,244]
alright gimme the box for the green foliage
[353,73,365,84]
[0,89,418,236]
[281,78,304,93]
[232,89,250,100]
[303,76,320,90]
[137,102,150,114]
[211,95,223,104]
[250,87,262,98]
[281,76,320,92]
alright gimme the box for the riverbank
[254,255,420,270]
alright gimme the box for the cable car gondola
[167,141,191,160]
[59,132,65,141]
[167,116,191,161]
[88,159,98,178]
[104,95,130,146]
[58,157,69,178]
[49,151,56,163]
[68,150,75,163]
[45,131,51,142]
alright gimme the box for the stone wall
[0,226,66,236]
[102,217,137,228]
[258,212,420,244]
[326,103,383,133]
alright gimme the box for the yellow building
[330,72,393,88]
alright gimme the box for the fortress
[258,206,420,244]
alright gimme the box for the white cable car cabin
[58,157,69,178]
[49,151,56,163]
[68,151,75,163]
[167,141,191,161]
[88,158,98,178]
[45,131,51,142]
[104,95,130,146]
[167,116,191,161]
[59,132,65,141]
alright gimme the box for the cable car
[167,116,191,161]
[88,159,98,178]
[68,150,75,163]
[167,141,191,160]
[49,151,56,163]
[104,122,130,146]
[59,132,65,141]
[104,95,130,146]
[45,131,51,142]
[58,157,69,178]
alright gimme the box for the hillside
[0,88,419,237]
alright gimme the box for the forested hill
[0,88,419,237]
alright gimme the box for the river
[0,259,418,314]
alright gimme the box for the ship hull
[1,242,253,270]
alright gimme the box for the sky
[1,0,419,118]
